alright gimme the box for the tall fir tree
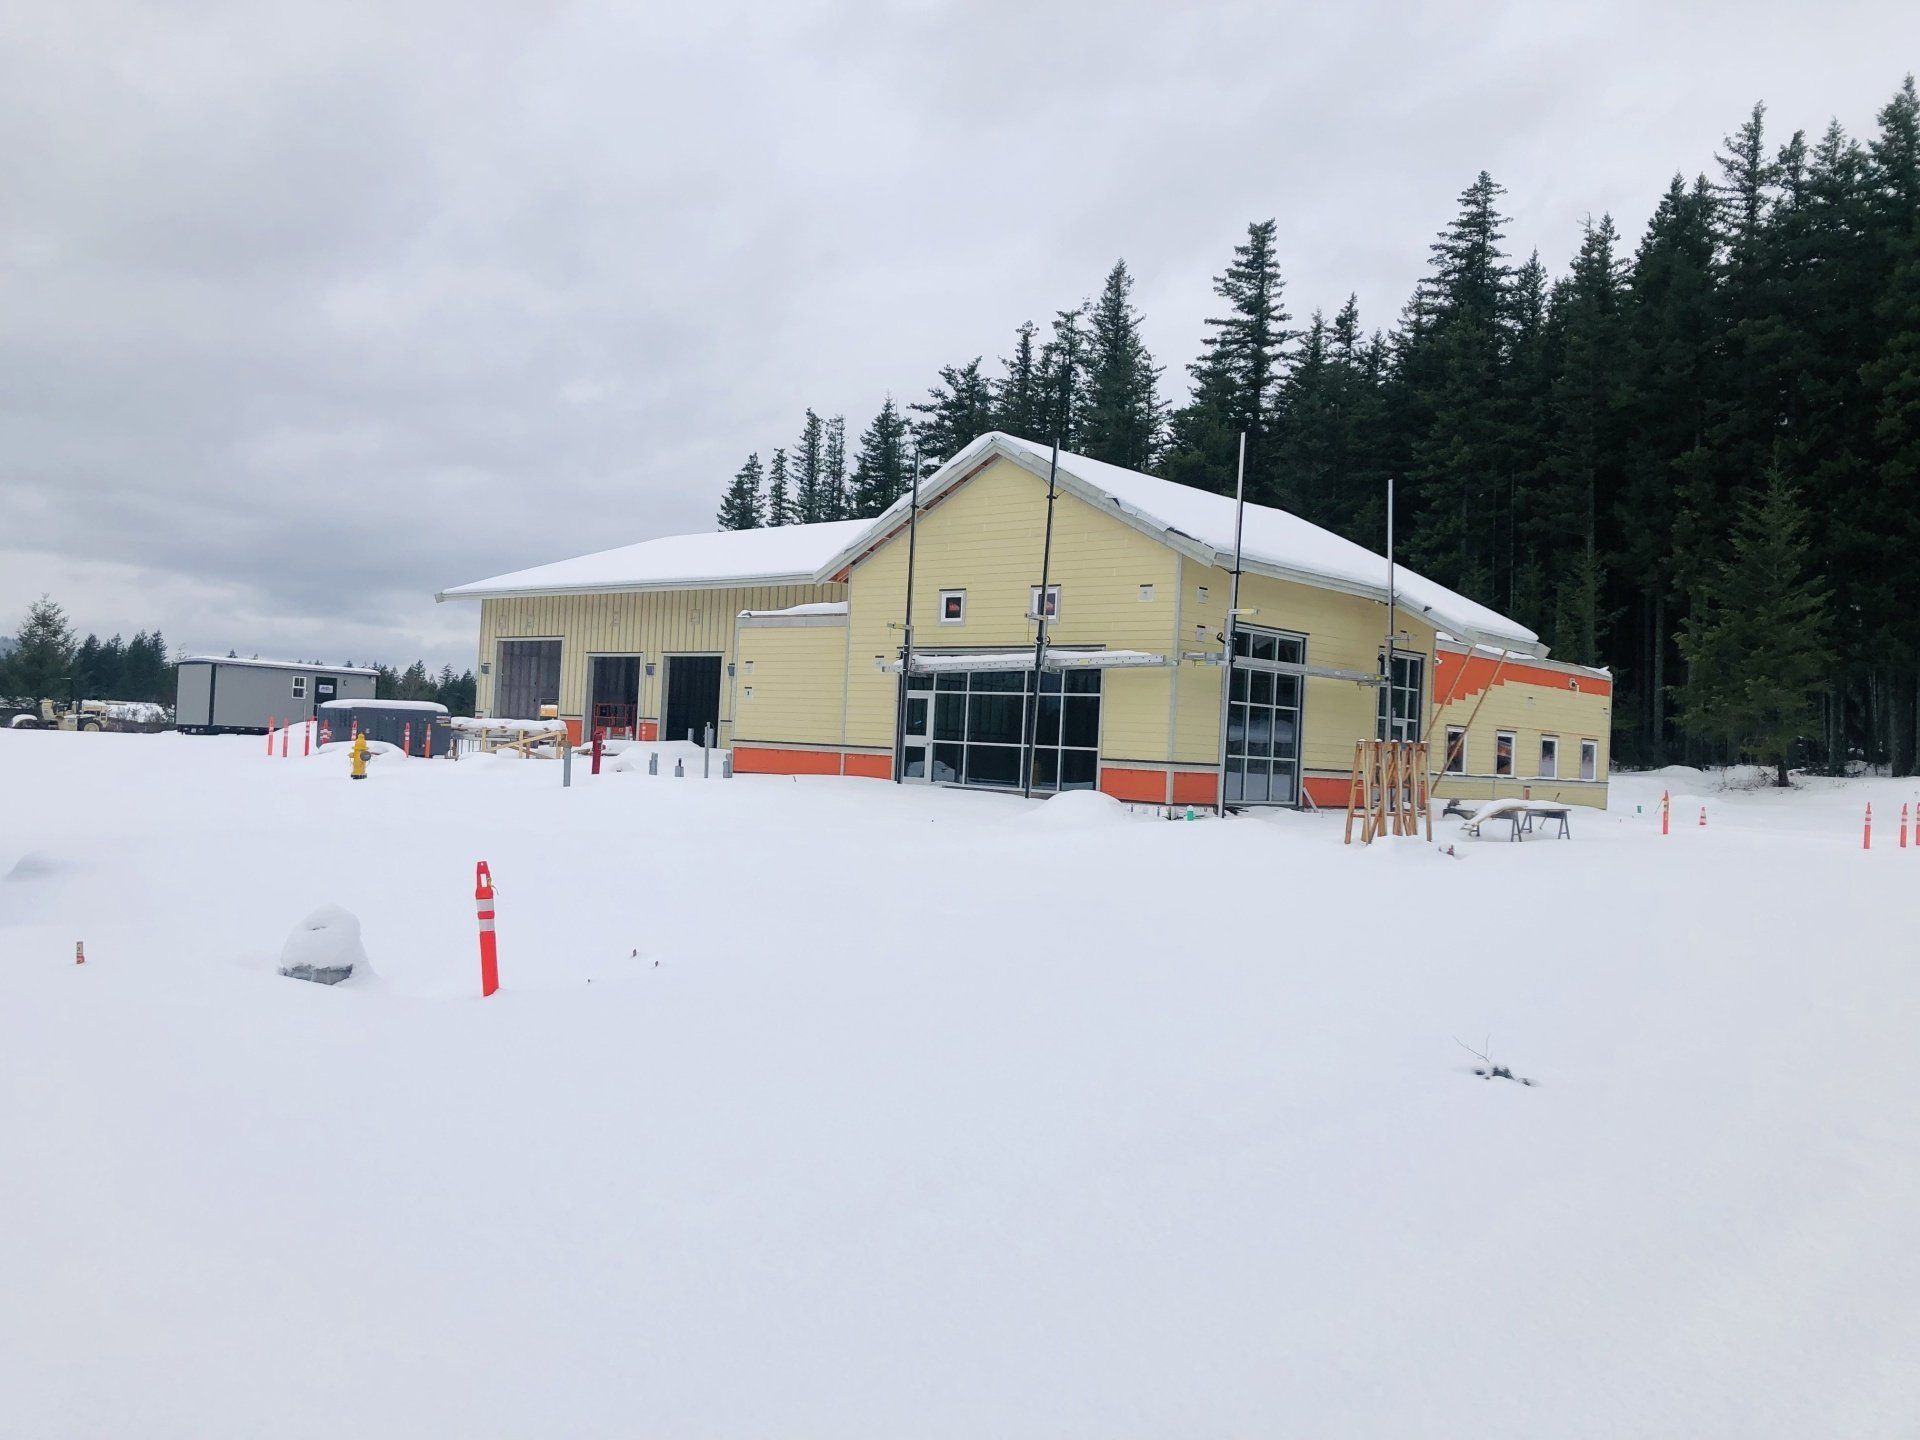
[1077,259,1164,471]
[910,358,995,469]
[994,321,1047,439]
[716,453,765,530]
[2,595,77,701]
[1037,305,1088,448]
[792,409,827,523]
[765,447,794,527]
[849,397,912,516]
[822,415,849,521]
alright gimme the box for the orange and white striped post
[424,725,433,760]
[303,719,312,757]
[1698,805,1706,829]
[403,722,412,757]
[280,723,289,758]
[266,719,276,756]
[1660,789,1670,836]
[74,941,85,966]
[475,861,499,998]
[1902,803,1909,849]
[1863,802,1873,850]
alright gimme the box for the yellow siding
[473,583,842,742]
[1170,558,1438,776]
[841,456,1183,758]
[733,620,851,748]
[1432,662,1612,809]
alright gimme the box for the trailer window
[291,676,308,699]
[1539,735,1558,778]
[1495,731,1514,777]
[1581,738,1598,781]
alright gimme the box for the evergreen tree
[910,358,995,468]
[792,409,827,522]
[1038,305,1088,448]
[1679,469,1829,784]
[717,453,765,530]
[2,596,78,701]
[994,320,1047,439]
[849,397,912,515]
[765,448,794,526]
[1163,219,1290,497]
[1077,259,1164,471]
[823,415,849,521]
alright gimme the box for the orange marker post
[424,725,433,760]
[303,720,312,757]
[266,719,276,756]
[1903,803,1909,849]
[403,722,412,757]
[1863,802,1873,850]
[280,724,289,759]
[1660,789,1669,836]
[1698,805,1706,829]
[74,941,85,966]
[475,862,499,998]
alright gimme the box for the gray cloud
[4,0,1916,670]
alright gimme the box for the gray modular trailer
[175,657,377,734]
[318,700,452,757]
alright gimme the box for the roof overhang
[435,570,825,603]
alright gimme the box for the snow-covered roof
[739,601,850,619]
[819,434,1544,657]
[436,519,869,601]
[180,656,378,676]
[319,698,450,713]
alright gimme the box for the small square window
[1138,584,1155,602]
[939,590,966,624]
[1196,585,1210,605]
[1030,585,1061,620]
[742,686,753,700]
[1495,731,1515,777]
[291,676,308,699]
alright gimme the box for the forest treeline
[717,79,1920,776]
[0,597,477,715]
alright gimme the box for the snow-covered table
[1458,798,1573,842]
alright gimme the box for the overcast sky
[4,1,1917,672]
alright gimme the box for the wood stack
[1343,740,1433,844]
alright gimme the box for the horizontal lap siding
[842,458,1181,757]
[734,624,851,747]
[1171,560,1438,773]
[476,584,843,740]
[1432,664,1612,808]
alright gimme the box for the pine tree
[823,415,848,521]
[911,358,995,468]
[2,596,77,701]
[765,448,794,526]
[716,453,765,530]
[849,397,912,515]
[1038,305,1088,448]
[1077,259,1164,471]
[792,409,827,522]
[1163,219,1290,497]
[1679,468,1829,784]
[994,321,1047,439]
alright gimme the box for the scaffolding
[1343,740,1433,844]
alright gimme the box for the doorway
[900,675,934,780]
[663,654,722,744]
[587,655,642,739]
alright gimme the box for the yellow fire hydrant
[349,732,371,781]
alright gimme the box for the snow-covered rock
[277,905,372,985]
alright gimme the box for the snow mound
[277,905,374,986]
[1020,789,1139,829]
[5,851,62,882]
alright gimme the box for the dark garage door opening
[496,639,562,719]
[663,655,722,743]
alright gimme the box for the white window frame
[1029,584,1061,621]
[1495,730,1515,777]
[291,675,308,699]
[1444,725,1467,775]
[938,589,966,624]
[1539,734,1559,779]
[1580,738,1598,782]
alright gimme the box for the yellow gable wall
[475,583,842,738]
[1431,659,1612,808]
[841,456,1185,760]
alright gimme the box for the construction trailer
[175,657,377,735]
[318,699,451,756]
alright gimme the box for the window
[1138,584,1155,602]
[919,666,1100,792]
[1495,731,1515,777]
[1029,585,1060,620]
[1580,738,1598,781]
[1376,651,1424,743]
[1225,628,1305,805]
[939,590,966,624]
[1445,725,1467,774]
[291,675,308,699]
[1539,735,1558,778]
[1196,586,1209,605]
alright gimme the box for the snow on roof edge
[180,656,379,676]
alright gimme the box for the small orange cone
[1660,789,1670,836]
[1698,805,1707,829]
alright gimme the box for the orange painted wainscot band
[1097,766,1220,806]
[732,745,891,779]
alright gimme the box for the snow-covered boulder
[278,904,373,986]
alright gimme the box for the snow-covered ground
[3,733,1917,1438]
